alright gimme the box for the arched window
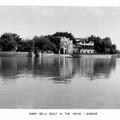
[60,48,64,54]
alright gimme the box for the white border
[0,0,120,120]
[0,0,120,6]
[0,109,120,120]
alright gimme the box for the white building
[74,38,95,54]
[59,37,73,54]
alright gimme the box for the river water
[0,54,120,109]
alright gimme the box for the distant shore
[0,51,28,57]
[0,51,119,58]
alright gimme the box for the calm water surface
[0,54,120,109]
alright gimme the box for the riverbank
[0,51,119,58]
[0,52,28,57]
[80,54,112,58]
[0,52,55,57]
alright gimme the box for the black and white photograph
[1,3,120,120]
[0,6,120,110]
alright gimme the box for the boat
[69,53,81,58]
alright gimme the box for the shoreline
[0,51,119,58]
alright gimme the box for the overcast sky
[0,6,120,49]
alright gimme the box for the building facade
[59,37,95,54]
[59,37,73,54]
[74,38,95,54]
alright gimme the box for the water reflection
[33,56,75,84]
[93,58,116,79]
[0,55,117,84]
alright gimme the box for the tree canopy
[0,32,118,54]
[88,35,118,54]
[0,33,22,51]
[52,32,76,44]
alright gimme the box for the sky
[0,6,120,49]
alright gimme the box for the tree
[20,39,33,52]
[12,33,22,51]
[88,35,104,53]
[103,37,112,48]
[88,35,117,54]
[47,35,60,53]
[52,32,76,44]
[112,44,116,49]
[0,33,15,51]
[110,44,117,54]
[0,33,22,51]
[32,36,58,53]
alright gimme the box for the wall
[59,37,73,54]
[80,49,95,54]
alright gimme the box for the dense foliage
[0,33,22,51]
[0,32,119,54]
[51,32,76,44]
[33,36,57,53]
[88,35,119,54]
[19,39,33,52]
[31,32,76,53]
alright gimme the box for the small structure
[27,49,32,57]
[59,37,73,54]
[74,38,95,54]
[34,47,39,57]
